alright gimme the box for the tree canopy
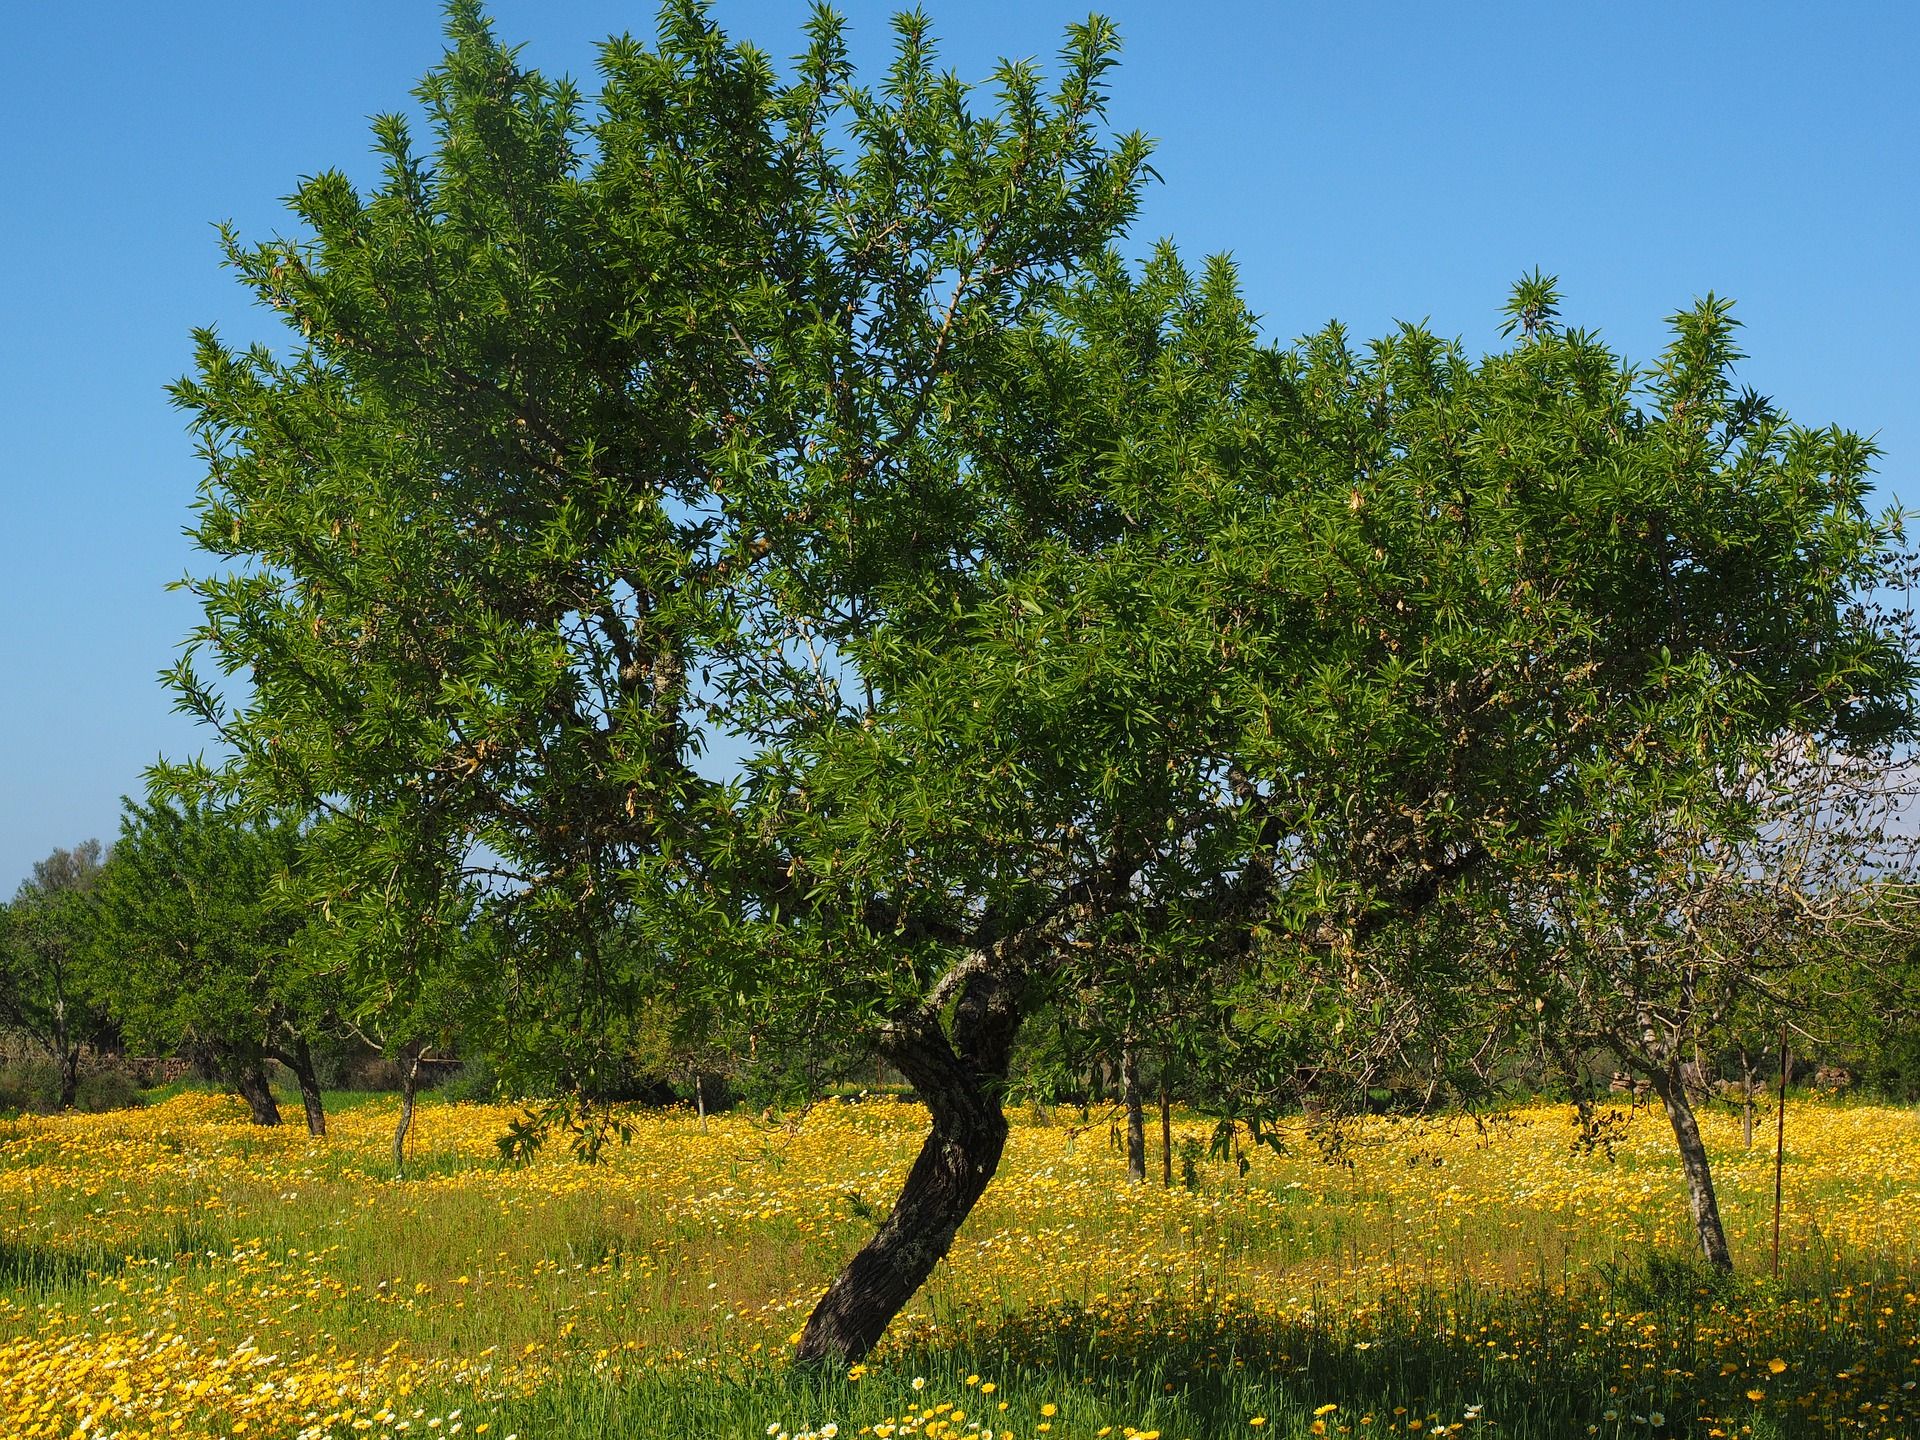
[0,840,115,1110]
[93,798,339,1131]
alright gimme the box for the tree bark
[795,967,1021,1365]
[1648,1057,1733,1270]
[1122,1042,1146,1183]
[270,1034,327,1138]
[393,1048,424,1178]
[57,1046,81,1111]
[232,1061,282,1126]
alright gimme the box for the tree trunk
[281,1035,327,1138]
[233,1061,282,1126]
[694,1072,707,1133]
[393,1049,423,1178]
[795,968,1021,1365]
[49,995,79,1110]
[1122,1042,1146,1183]
[57,1046,81,1110]
[1648,1058,1733,1270]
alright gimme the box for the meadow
[0,1089,1915,1440]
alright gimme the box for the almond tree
[0,841,115,1109]
[164,4,1913,1362]
[1498,738,1920,1269]
[93,798,340,1132]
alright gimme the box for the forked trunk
[296,1069,326,1137]
[1648,1058,1733,1270]
[1122,1042,1146,1183]
[233,1061,282,1126]
[270,1034,328,1137]
[293,1048,327,1137]
[795,968,1021,1365]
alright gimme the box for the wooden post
[1740,1042,1756,1150]
[1772,1025,1788,1281]
[1159,1080,1173,1187]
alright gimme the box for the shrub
[0,1058,61,1114]
[434,1057,499,1105]
[74,1065,147,1113]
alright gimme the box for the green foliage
[1812,922,1920,1100]
[73,1066,147,1113]
[0,841,117,1105]
[0,1057,145,1116]
[432,1055,500,1105]
[1599,1247,1741,1314]
[0,1056,67,1116]
[93,797,336,1082]
[163,0,1150,1085]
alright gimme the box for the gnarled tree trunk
[232,1060,282,1126]
[269,1032,327,1137]
[1648,1056,1733,1270]
[795,967,1021,1365]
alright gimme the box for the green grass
[411,1256,1917,1440]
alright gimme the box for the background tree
[1824,908,1920,1100]
[1474,736,1916,1268]
[93,797,340,1132]
[165,4,1914,1362]
[294,860,498,1172]
[0,840,117,1108]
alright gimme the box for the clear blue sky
[2,2,1915,891]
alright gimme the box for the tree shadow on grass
[879,1257,1914,1439]
[0,1222,227,1295]
[892,1285,1633,1438]
[470,1268,1854,1439]
[221,1254,1920,1439]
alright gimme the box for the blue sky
[2,1,1915,890]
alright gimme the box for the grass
[0,1089,1915,1438]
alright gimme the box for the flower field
[1,1091,1916,1440]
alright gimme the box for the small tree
[1821,900,1920,1100]
[1459,734,1919,1269]
[0,841,116,1108]
[94,798,338,1132]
